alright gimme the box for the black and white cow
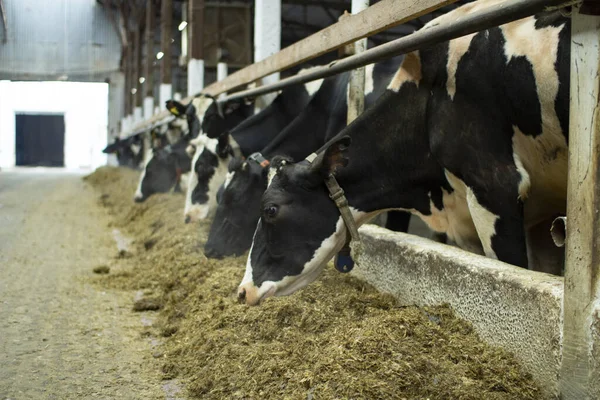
[166,96,215,138]
[183,82,320,222]
[103,134,144,169]
[133,116,192,203]
[133,98,216,203]
[201,97,255,140]
[133,133,194,202]
[204,59,406,259]
[237,2,570,305]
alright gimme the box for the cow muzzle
[237,282,276,306]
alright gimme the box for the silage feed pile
[85,167,543,400]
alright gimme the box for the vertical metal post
[347,0,369,123]
[187,0,205,96]
[560,3,600,399]
[160,0,173,107]
[133,26,143,124]
[217,62,228,81]
[143,0,155,119]
[217,62,228,99]
[124,30,133,124]
[254,0,281,107]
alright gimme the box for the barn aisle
[0,171,165,399]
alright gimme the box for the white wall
[0,81,109,170]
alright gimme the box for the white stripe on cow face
[192,96,214,127]
[134,153,153,201]
[184,147,200,221]
[183,136,230,222]
[223,171,235,190]
[184,139,206,222]
[267,166,277,188]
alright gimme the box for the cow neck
[327,89,446,217]
[230,89,308,157]
[261,73,351,163]
[306,151,362,273]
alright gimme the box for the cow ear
[311,136,352,177]
[166,100,186,117]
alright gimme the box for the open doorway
[15,113,66,167]
[0,81,108,170]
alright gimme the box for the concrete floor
[0,169,166,399]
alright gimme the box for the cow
[204,59,408,259]
[133,97,216,203]
[201,97,256,140]
[133,133,194,203]
[237,2,570,305]
[103,134,144,169]
[166,95,215,138]
[133,116,193,203]
[183,82,320,223]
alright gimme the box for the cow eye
[264,205,278,219]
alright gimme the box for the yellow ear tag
[169,107,179,116]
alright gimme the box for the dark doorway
[15,113,65,167]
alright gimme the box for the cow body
[205,59,405,258]
[183,83,318,222]
[238,3,570,305]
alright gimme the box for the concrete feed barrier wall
[352,225,564,398]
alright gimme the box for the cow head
[201,98,254,139]
[183,134,233,222]
[238,137,353,305]
[204,156,269,259]
[166,96,213,138]
[134,136,192,202]
[104,135,145,169]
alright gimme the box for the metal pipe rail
[217,0,568,104]
[120,0,569,138]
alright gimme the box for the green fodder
[85,166,543,400]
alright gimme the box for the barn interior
[1,1,599,399]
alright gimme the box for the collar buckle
[248,152,270,168]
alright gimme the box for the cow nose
[237,282,275,306]
[204,246,223,259]
[184,215,191,224]
[237,287,246,304]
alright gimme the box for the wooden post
[144,0,154,119]
[160,0,173,107]
[187,0,205,96]
[347,0,369,123]
[559,3,600,399]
